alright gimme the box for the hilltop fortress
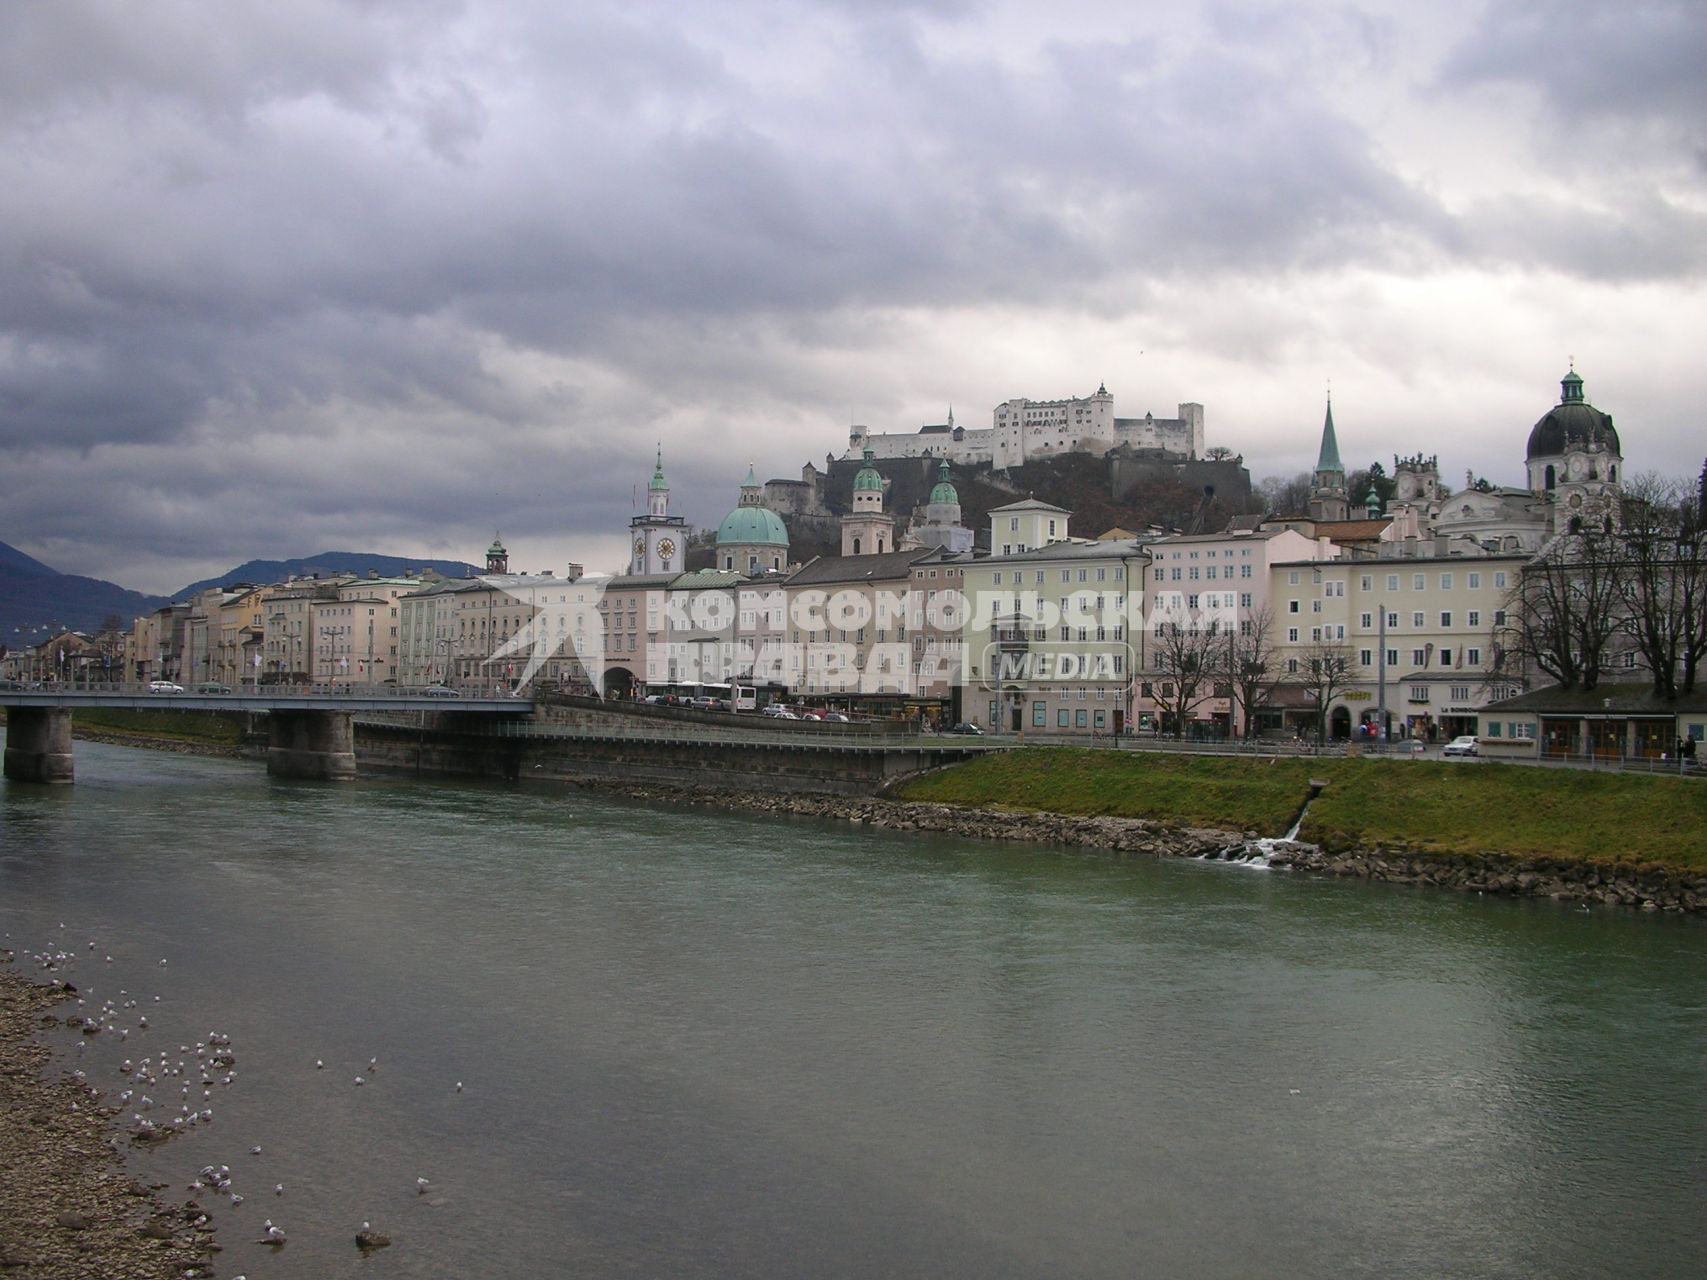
[845,383,1206,468]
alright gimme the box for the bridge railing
[0,681,529,701]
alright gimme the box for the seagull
[274,1184,285,1196]
[315,1059,324,1070]
[354,1075,365,1087]
[455,1081,463,1092]
[415,1177,430,1195]
[257,1220,286,1245]
[250,1146,262,1155]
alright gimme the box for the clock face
[634,538,646,557]
[657,539,676,560]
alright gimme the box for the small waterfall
[1200,780,1329,871]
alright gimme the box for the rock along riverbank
[0,969,219,1278]
[571,779,1707,916]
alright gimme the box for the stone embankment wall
[1261,844,1707,914]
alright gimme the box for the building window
[1360,612,1373,629]
[1289,600,1300,613]
[1032,701,1047,727]
[1440,573,1453,590]
[1467,648,1481,666]
[1288,627,1299,642]
[1413,612,1425,628]
[1440,612,1452,627]
[1413,575,1425,590]
[1468,610,1480,628]
[1360,649,1374,666]
[1057,708,1070,727]
[1409,686,1430,703]
[1387,648,1398,666]
[1468,572,1481,589]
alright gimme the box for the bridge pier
[266,710,357,781]
[3,707,75,784]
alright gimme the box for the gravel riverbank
[0,968,218,1278]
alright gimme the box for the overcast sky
[3,0,1704,594]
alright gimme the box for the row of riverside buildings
[12,370,1702,758]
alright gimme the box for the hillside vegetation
[897,749,1707,870]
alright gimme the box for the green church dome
[716,506,789,547]
[929,460,958,505]
[853,446,884,492]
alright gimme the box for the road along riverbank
[0,969,219,1278]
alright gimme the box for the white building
[846,384,1205,469]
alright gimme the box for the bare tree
[1290,638,1356,745]
[1257,471,1313,518]
[1496,530,1623,691]
[1616,473,1707,698]
[1225,604,1283,739]
[1148,614,1222,738]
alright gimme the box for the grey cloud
[1439,0,1707,136]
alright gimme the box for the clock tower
[629,446,687,575]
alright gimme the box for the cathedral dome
[929,460,959,505]
[1526,370,1619,461]
[716,506,789,548]
[853,447,884,492]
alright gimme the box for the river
[2,742,1704,1278]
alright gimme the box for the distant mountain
[0,566,167,644]
[0,538,57,578]
[173,551,482,600]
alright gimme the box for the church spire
[1316,396,1343,474]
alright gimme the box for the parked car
[943,722,985,736]
[761,705,797,719]
[148,680,185,694]
[423,684,461,698]
[1443,735,1480,757]
[821,712,850,723]
[690,696,723,711]
[195,682,234,694]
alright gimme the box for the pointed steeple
[648,445,669,491]
[1316,397,1343,475]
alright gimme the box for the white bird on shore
[315,1059,324,1070]
[257,1220,285,1245]
[415,1176,430,1195]
[354,1075,365,1087]
[455,1081,463,1092]
[274,1184,284,1196]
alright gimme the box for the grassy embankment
[896,749,1707,870]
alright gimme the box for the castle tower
[841,447,895,556]
[486,534,508,575]
[1308,397,1349,522]
[629,446,688,575]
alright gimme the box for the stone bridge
[0,686,530,783]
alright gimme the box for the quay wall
[352,720,942,797]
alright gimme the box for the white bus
[642,680,757,712]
